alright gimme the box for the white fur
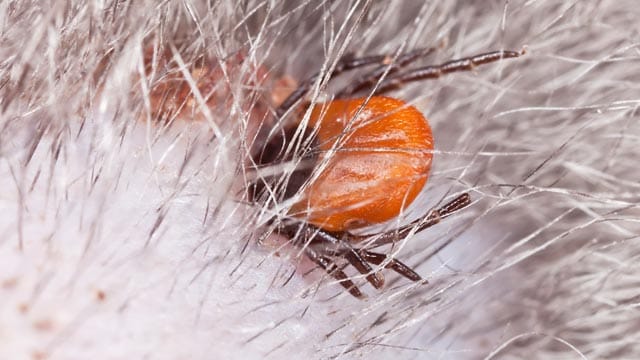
[1,1,639,359]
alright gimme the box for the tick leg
[342,248,385,289]
[392,192,469,243]
[275,48,434,117]
[347,193,472,248]
[437,192,472,219]
[359,250,422,282]
[335,47,435,98]
[375,48,525,94]
[304,246,363,298]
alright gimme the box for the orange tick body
[290,96,433,232]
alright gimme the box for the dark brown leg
[274,194,470,298]
[275,47,435,117]
[355,193,472,247]
[359,250,422,282]
[304,246,363,298]
[342,249,385,289]
[279,222,387,296]
[335,47,435,97]
[304,225,385,291]
[374,49,525,94]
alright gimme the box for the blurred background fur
[1,1,639,359]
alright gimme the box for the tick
[249,46,524,297]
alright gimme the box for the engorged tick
[249,46,524,298]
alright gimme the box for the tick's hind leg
[360,193,472,248]
[283,222,428,298]
[336,247,422,287]
[358,250,422,282]
[342,247,385,289]
[304,232,421,296]
[304,246,364,298]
